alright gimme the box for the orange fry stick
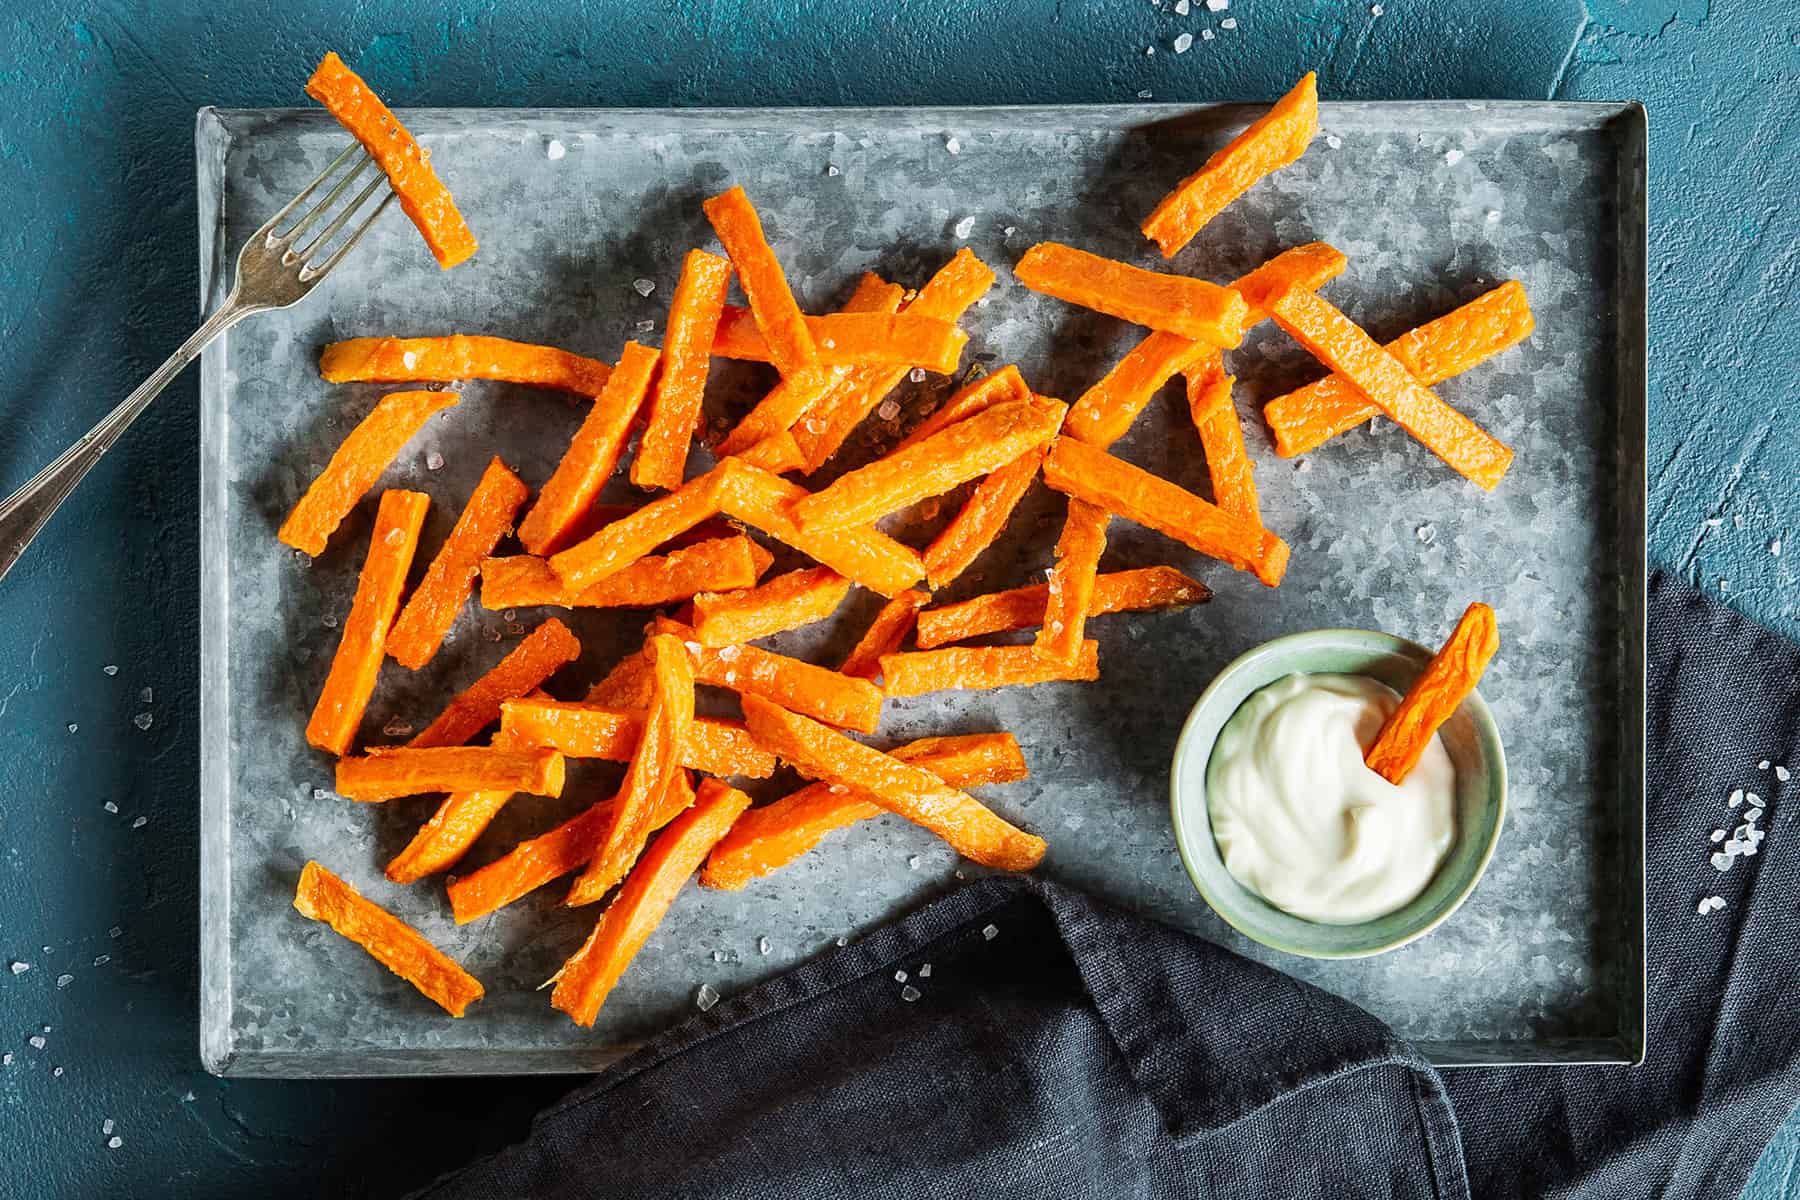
[840,590,929,680]
[916,566,1210,649]
[567,635,694,906]
[922,444,1046,590]
[712,309,967,374]
[1264,280,1536,457]
[586,648,656,708]
[742,696,1046,871]
[558,507,742,555]
[499,700,778,778]
[551,778,753,1026]
[656,618,884,733]
[1268,287,1513,489]
[1186,355,1259,523]
[1043,437,1289,587]
[446,771,695,924]
[702,186,816,375]
[319,335,612,395]
[481,536,765,610]
[305,490,429,755]
[715,459,925,597]
[717,274,906,457]
[791,397,1067,534]
[794,249,996,470]
[386,718,538,884]
[631,252,732,491]
[880,642,1099,695]
[1035,500,1111,667]
[387,457,529,669]
[293,861,483,1016]
[701,732,1028,889]
[691,566,851,647]
[1232,241,1348,324]
[408,618,581,749]
[517,342,659,555]
[335,746,565,802]
[549,465,727,592]
[734,431,807,474]
[1365,602,1500,784]
[279,390,459,556]
[1014,242,1248,347]
[893,365,1034,453]
[305,53,478,269]
[1141,72,1319,259]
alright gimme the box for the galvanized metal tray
[197,101,1647,1076]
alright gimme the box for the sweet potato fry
[1043,437,1289,587]
[703,186,816,375]
[446,771,696,923]
[305,53,478,269]
[567,635,695,906]
[1064,332,1215,449]
[741,696,1046,871]
[319,335,613,395]
[293,861,483,1016]
[1365,602,1500,784]
[1014,242,1248,347]
[481,536,766,610]
[879,642,1099,695]
[1186,355,1259,523]
[335,746,565,802]
[915,566,1210,649]
[279,390,459,556]
[700,732,1028,889]
[734,431,807,474]
[691,566,851,647]
[549,465,728,591]
[793,248,996,470]
[631,253,731,491]
[551,778,753,1026]
[1264,280,1536,457]
[1141,72,1319,259]
[791,397,1067,534]
[1268,287,1513,490]
[387,457,530,669]
[714,459,925,597]
[921,444,1046,590]
[1231,241,1348,324]
[408,618,582,749]
[712,309,966,374]
[517,342,659,554]
[585,648,656,708]
[305,490,430,755]
[1036,500,1111,667]
[893,365,1033,453]
[499,700,778,778]
[840,590,930,680]
[386,716,542,884]
[656,617,884,733]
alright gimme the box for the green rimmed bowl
[1169,628,1507,959]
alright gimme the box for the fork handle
[0,295,251,584]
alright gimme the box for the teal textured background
[0,0,1794,1195]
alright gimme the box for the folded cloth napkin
[416,571,1800,1199]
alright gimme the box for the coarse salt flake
[131,816,148,829]
[1711,829,1727,843]
[1326,134,1343,150]
[1747,793,1762,806]
[29,1035,46,1049]
[1760,760,1771,770]
[919,963,932,977]
[1174,0,1189,12]
[546,139,565,160]
[67,723,78,734]
[1779,766,1791,781]
[1173,32,1193,52]
[1220,16,1237,28]
[908,367,928,384]
[102,1119,115,1135]
[402,351,419,370]
[633,278,656,297]
[104,802,118,814]
[895,969,908,983]
[982,923,999,941]
[1445,148,1464,165]
[758,936,770,956]
[1706,517,1723,527]
[1205,0,1227,9]
[133,712,153,731]
[877,400,901,422]
[945,136,961,155]
[8,962,28,976]
[953,216,976,240]
[1711,851,1734,871]
[901,985,921,1002]
[1371,3,1384,13]
[1729,789,1744,807]
[1201,28,1215,40]
[56,974,72,989]
[103,665,118,676]
[636,319,656,333]
[1772,539,1783,555]
[694,983,720,1012]
[108,1135,122,1149]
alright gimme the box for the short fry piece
[703,186,816,375]
[712,309,966,374]
[658,618,884,733]
[1141,72,1319,259]
[701,733,1028,889]
[1365,602,1500,784]
[716,459,925,597]
[1186,355,1259,523]
[1043,437,1289,587]
[481,536,765,610]
[879,643,1099,695]
[1268,287,1513,490]
[387,457,529,669]
[922,445,1046,590]
[743,696,1046,871]
[548,466,727,591]
[335,746,565,802]
[499,700,778,779]
[893,364,1034,453]
[840,590,930,680]
[1036,500,1111,667]
[791,397,1067,534]
[1264,280,1536,457]
[1064,332,1214,448]
[1231,241,1348,324]
[305,490,430,755]
[279,390,459,556]
[305,53,477,269]
[551,779,753,1026]
[519,342,659,554]
[1014,242,1248,347]
[916,566,1210,649]
[293,861,483,1016]
[408,618,582,749]
[632,253,732,491]
[691,566,851,647]
[319,335,613,395]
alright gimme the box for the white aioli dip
[1207,673,1456,925]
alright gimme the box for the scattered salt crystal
[67,723,78,734]
[825,163,840,177]
[402,351,419,370]
[1370,3,1384,13]
[828,783,848,795]
[835,936,848,947]
[901,985,921,1002]
[1137,89,1154,100]
[321,613,339,629]
[385,527,407,545]
[53,1066,63,1078]
[102,1119,114,1136]
[93,955,108,967]
[895,969,908,983]
[636,319,656,333]
[28,1035,45,1050]
[718,644,741,662]
[1760,760,1771,770]
[1003,226,1017,237]
[823,338,836,350]
[1145,45,1156,55]
[133,712,153,731]
[183,1091,195,1102]
[1748,808,1765,824]
[1444,148,1464,165]
[632,277,656,297]
[1772,539,1783,556]
[1297,459,1313,472]
[1705,517,1723,527]
[684,641,702,654]
[758,936,770,956]
[103,802,118,814]
[1201,28,1215,40]
[694,983,720,1011]
[545,139,566,161]
[1711,852,1734,871]
[1415,523,1437,545]
[1220,17,1237,28]
[907,855,920,870]
[1205,0,1227,9]
[1173,32,1193,52]
[1,1053,9,1065]
[312,787,329,801]
[982,923,999,941]
[1697,898,1712,915]
[909,367,928,384]
[953,216,976,240]
[1174,0,1189,12]
[1711,829,1727,843]
[712,950,726,963]
[1744,842,1761,856]
[877,399,901,421]
[56,974,72,989]
[1729,789,1744,807]
[103,665,118,676]
[1779,766,1790,781]
[919,963,932,978]
[424,450,445,472]
[109,926,122,939]
[1747,793,1762,806]
[1325,134,1343,150]
[1735,824,1753,841]
[944,136,961,155]
[1735,513,1746,529]
[131,816,148,829]
[8,962,28,976]
[107,1135,122,1149]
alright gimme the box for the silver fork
[0,143,397,584]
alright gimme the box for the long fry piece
[915,566,1211,649]
[293,861,484,1016]
[387,717,539,884]
[499,700,778,778]
[1014,242,1248,347]
[880,643,1099,695]
[922,444,1046,590]
[632,252,732,491]
[1365,602,1500,784]
[279,390,459,556]
[691,566,851,647]
[896,366,1034,455]
[1035,500,1111,667]
[335,746,565,802]
[548,466,727,591]
[840,590,930,680]
[657,618,884,733]
[408,618,581,749]
[1231,241,1348,324]
[703,186,816,375]
[715,459,925,597]
[1186,354,1259,523]
[713,309,966,374]
[319,335,612,395]
[306,489,430,755]
[480,536,766,611]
